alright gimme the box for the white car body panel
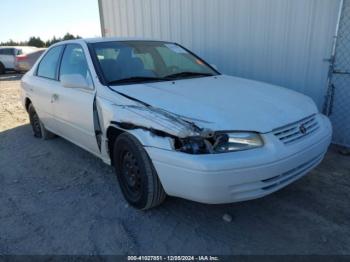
[21,38,332,204]
[111,75,318,133]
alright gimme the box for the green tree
[63,33,76,40]
[27,37,45,47]
[0,33,82,47]
[45,33,81,47]
[45,36,59,47]
[0,39,20,46]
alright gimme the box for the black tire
[28,104,55,139]
[113,133,166,210]
[0,63,5,75]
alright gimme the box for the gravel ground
[0,74,349,255]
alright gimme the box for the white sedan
[21,38,332,209]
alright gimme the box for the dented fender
[92,80,226,166]
[94,94,202,163]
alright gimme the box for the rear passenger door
[29,45,64,132]
[53,44,99,155]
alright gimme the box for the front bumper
[145,114,332,204]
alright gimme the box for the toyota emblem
[299,124,307,134]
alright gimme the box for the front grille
[273,114,319,145]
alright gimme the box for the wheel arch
[106,125,125,166]
[24,97,32,112]
[106,123,174,166]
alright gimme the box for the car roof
[84,37,166,43]
[52,37,171,46]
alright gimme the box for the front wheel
[113,133,166,210]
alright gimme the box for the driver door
[52,44,100,155]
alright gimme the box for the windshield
[91,41,218,85]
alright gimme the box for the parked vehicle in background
[15,48,46,72]
[0,46,40,74]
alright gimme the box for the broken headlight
[213,132,263,153]
[175,132,263,154]
[175,137,211,154]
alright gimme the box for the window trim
[35,45,65,81]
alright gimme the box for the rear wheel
[28,104,55,139]
[113,133,166,210]
[0,63,5,75]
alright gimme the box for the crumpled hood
[111,75,318,133]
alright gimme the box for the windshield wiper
[107,76,168,85]
[107,72,215,85]
[164,72,214,80]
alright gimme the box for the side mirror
[61,74,91,90]
[211,64,218,71]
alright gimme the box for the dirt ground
[0,74,349,255]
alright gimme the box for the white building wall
[99,0,341,109]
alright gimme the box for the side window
[0,48,15,55]
[37,46,64,80]
[59,44,89,79]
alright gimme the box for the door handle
[51,94,59,103]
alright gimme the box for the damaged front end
[110,102,263,155]
[110,103,214,154]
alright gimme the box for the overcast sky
[0,0,101,42]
